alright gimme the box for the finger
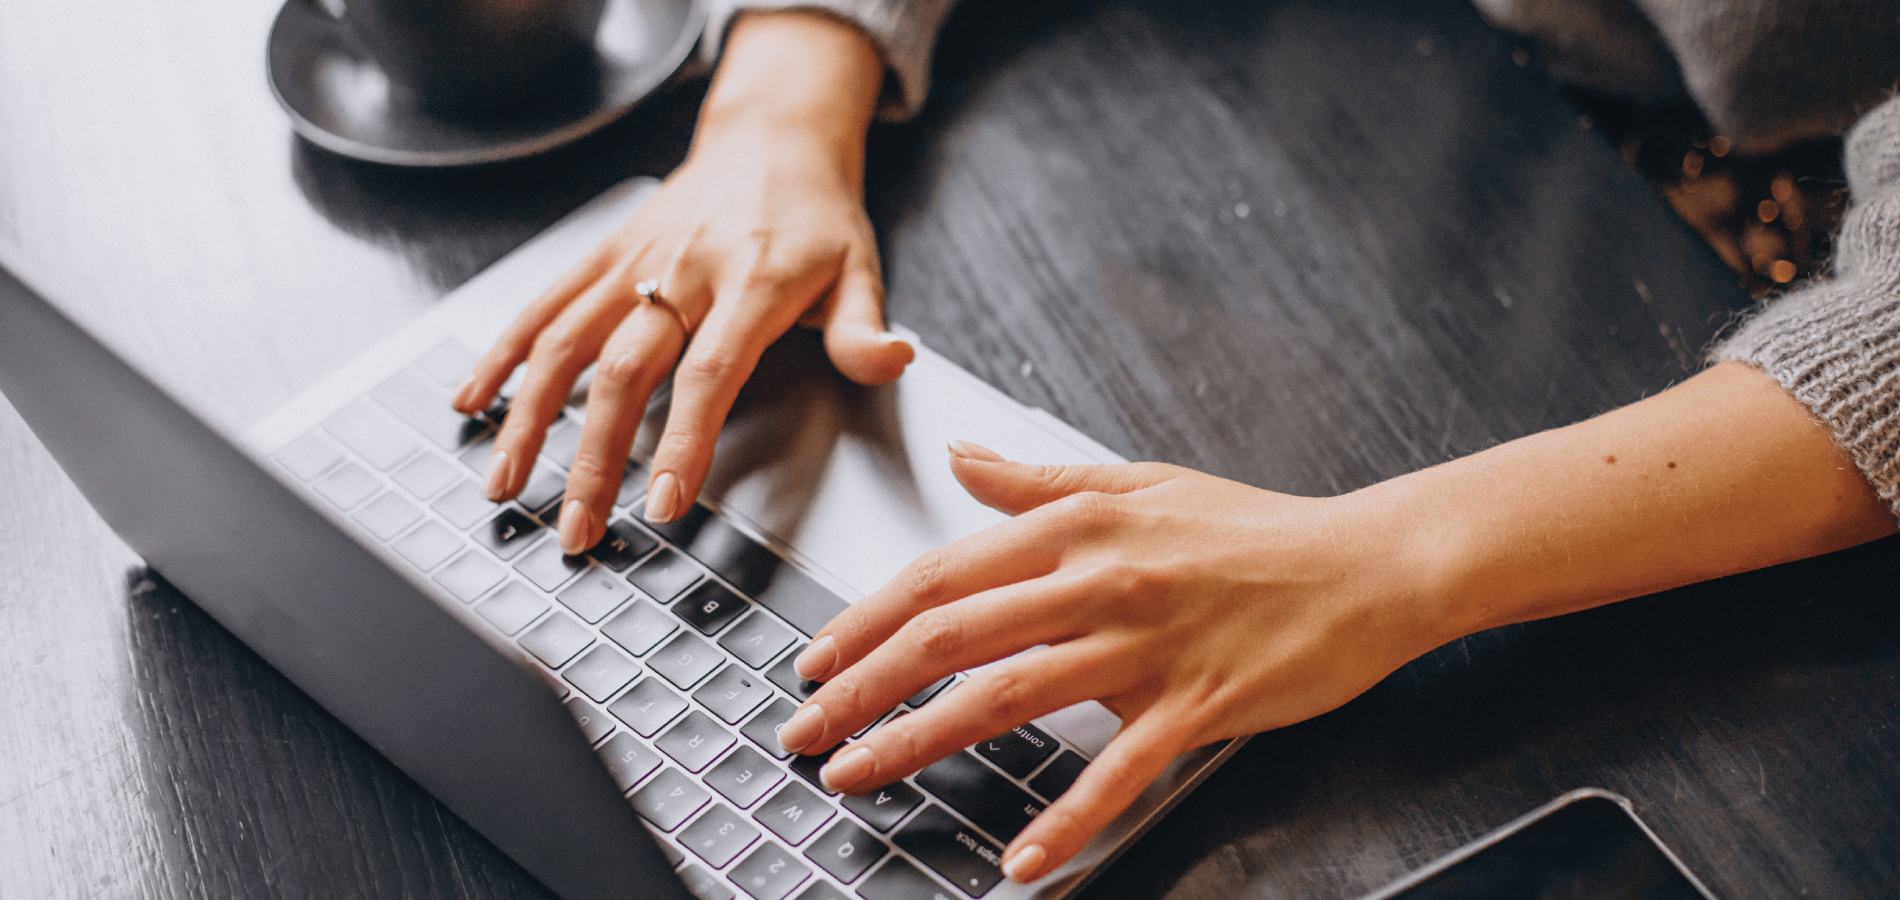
[946,449,1184,516]
[999,710,1187,883]
[553,302,686,552]
[814,643,1121,794]
[640,259,818,522]
[792,512,1069,682]
[822,246,913,385]
[482,281,632,500]
[453,247,615,414]
[782,572,1094,754]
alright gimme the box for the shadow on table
[289,77,705,294]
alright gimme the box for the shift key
[893,805,1004,897]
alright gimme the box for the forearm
[694,12,886,185]
[1376,361,1895,643]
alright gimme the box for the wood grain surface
[3,0,1896,898]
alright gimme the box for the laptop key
[695,665,774,724]
[514,538,589,592]
[390,519,462,571]
[675,579,751,636]
[591,518,659,572]
[517,463,567,518]
[614,462,648,509]
[539,416,583,470]
[564,644,640,701]
[857,857,954,900]
[649,632,722,689]
[1027,750,1088,802]
[598,732,662,791]
[788,745,838,794]
[905,676,954,708]
[518,610,593,668]
[765,649,822,702]
[472,509,542,560]
[705,746,785,809]
[564,696,614,745]
[392,451,461,500]
[433,551,506,603]
[679,803,763,869]
[741,699,798,761]
[458,434,496,473]
[914,752,1043,843]
[607,677,688,737]
[276,432,343,481]
[657,711,737,772]
[475,582,549,636]
[678,865,734,900]
[753,782,834,845]
[840,780,923,834]
[631,767,711,832]
[973,722,1058,779]
[414,341,478,388]
[352,491,422,541]
[314,460,380,510]
[894,805,1004,897]
[373,368,490,451]
[630,547,702,603]
[601,597,678,655]
[431,479,501,530]
[719,612,798,670]
[792,882,849,900]
[324,400,419,471]
[730,841,812,900]
[804,819,886,884]
[559,568,635,623]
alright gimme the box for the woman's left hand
[773,441,1451,883]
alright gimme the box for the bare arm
[779,361,1892,883]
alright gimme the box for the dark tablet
[1362,789,1718,900]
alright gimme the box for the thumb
[947,441,1181,516]
[822,246,913,385]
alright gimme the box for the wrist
[695,11,885,173]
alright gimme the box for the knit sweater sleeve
[700,0,962,120]
[1713,94,1900,521]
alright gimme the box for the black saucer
[267,0,705,167]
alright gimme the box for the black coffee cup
[317,0,609,116]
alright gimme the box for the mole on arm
[1668,462,1677,469]
[1604,455,1616,464]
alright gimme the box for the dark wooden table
[4,0,1897,897]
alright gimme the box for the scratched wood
[3,0,1899,897]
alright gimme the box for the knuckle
[593,349,648,388]
[529,329,581,365]
[983,669,1039,726]
[823,674,868,732]
[564,455,617,491]
[895,551,951,604]
[906,606,965,659]
[675,350,739,388]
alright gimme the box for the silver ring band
[634,279,692,336]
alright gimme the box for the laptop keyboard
[271,343,1097,900]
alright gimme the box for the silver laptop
[0,177,1241,900]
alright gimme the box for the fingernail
[1003,844,1046,883]
[821,745,875,793]
[558,499,593,554]
[948,440,1006,462]
[451,376,476,411]
[878,331,906,345]
[644,471,680,523]
[482,450,514,501]
[778,704,826,753]
[794,635,836,681]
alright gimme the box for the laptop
[0,176,1242,900]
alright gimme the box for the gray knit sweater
[708,0,1900,521]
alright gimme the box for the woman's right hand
[451,11,914,553]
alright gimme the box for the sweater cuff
[1714,276,1900,522]
[700,1,960,121]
